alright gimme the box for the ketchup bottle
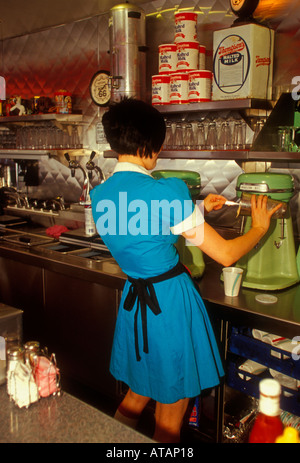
[249,379,283,443]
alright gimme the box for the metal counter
[0,227,299,337]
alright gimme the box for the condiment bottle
[276,427,300,443]
[249,379,283,443]
[6,346,24,397]
[24,341,40,367]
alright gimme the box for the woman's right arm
[182,195,282,267]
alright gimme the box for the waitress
[90,98,281,443]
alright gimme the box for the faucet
[86,151,106,184]
[64,153,89,204]
[4,190,29,208]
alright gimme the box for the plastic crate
[228,326,300,380]
[227,326,300,416]
[227,359,300,416]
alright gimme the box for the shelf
[0,149,49,160]
[154,98,274,115]
[103,149,300,162]
[0,113,83,123]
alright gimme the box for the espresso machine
[152,170,205,278]
[235,172,299,291]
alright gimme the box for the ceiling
[1,0,299,40]
[0,0,150,39]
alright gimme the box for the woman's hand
[203,194,227,213]
[250,195,282,234]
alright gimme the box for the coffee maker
[152,170,205,278]
[235,172,299,290]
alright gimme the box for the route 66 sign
[89,70,111,106]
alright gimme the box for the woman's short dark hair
[102,97,166,158]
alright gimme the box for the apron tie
[123,261,189,362]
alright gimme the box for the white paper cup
[222,267,243,297]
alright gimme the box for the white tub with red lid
[174,11,198,43]
[152,74,170,105]
[176,42,201,71]
[159,44,177,74]
[188,70,212,102]
[169,72,189,104]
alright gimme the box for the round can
[188,70,212,102]
[170,73,189,104]
[159,44,177,74]
[152,74,170,105]
[198,45,206,70]
[174,11,198,43]
[55,90,72,114]
[176,42,199,71]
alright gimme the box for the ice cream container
[188,70,212,102]
[159,44,177,74]
[152,74,170,105]
[170,72,189,104]
[174,11,198,43]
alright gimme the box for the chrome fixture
[64,152,89,203]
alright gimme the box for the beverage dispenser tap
[64,152,89,204]
[85,151,106,184]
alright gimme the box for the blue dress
[90,162,224,404]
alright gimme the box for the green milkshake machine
[152,170,205,278]
[235,172,299,290]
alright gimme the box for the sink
[41,242,89,254]
[39,241,112,262]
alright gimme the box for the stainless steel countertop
[0,385,153,443]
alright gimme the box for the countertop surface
[1,223,300,337]
[0,385,154,443]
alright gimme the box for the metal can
[152,74,170,105]
[158,44,177,74]
[55,90,72,114]
[170,73,189,104]
[174,11,198,43]
[176,42,199,71]
[188,70,212,102]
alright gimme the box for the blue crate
[229,326,300,381]
[227,359,300,416]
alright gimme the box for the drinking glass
[174,122,185,149]
[185,123,195,150]
[218,121,232,150]
[164,122,173,150]
[233,121,246,150]
[196,123,206,150]
[277,127,291,152]
[206,122,218,150]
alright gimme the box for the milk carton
[212,23,274,101]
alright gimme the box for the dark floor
[61,375,216,443]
